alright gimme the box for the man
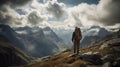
[72,27,82,55]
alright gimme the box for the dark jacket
[72,28,82,42]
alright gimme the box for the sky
[0,0,120,29]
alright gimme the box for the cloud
[0,0,48,27]
[0,0,32,26]
[65,3,97,27]
[45,0,66,19]
[96,0,120,26]
[66,0,120,28]
[0,5,24,25]
[27,11,47,25]
[0,0,119,29]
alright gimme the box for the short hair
[75,26,78,29]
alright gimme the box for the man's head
[74,26,78,32]
[75,26,78,29]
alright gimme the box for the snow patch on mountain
[43,30,51,35]
[16,31,27,34]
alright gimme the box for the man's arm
[78,28,82,40]
[72,32,75,42]
[80,29,82,39]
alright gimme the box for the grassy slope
[21,50,90,67]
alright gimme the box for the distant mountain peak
[0,24,9,27]
[0,24,11,31]
[43,26,51,31]
[89,25,101,29]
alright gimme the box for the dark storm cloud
[0,0,32,7]
[97,0,120,26]
[67,0,120,27]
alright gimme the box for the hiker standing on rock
[72,27,82,55]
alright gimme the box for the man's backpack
[74,28,82,41]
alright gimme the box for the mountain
[52,28,73,48]
[22,29,120,67]
[43,27,66,50]
[14,26,66,57]
[43,27,62,42]
[80,26,112,47]
[0,24,65,58]
[0,24,67,66]
[0,33,32,67]
[0,24,25,50]
[86,25,111,37]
